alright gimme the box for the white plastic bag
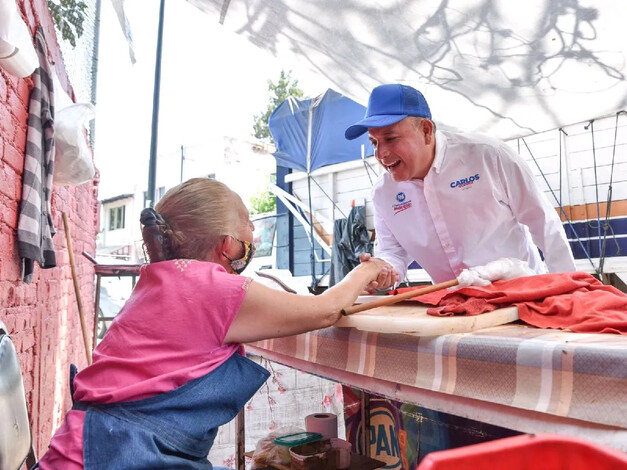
[53,103,96,185]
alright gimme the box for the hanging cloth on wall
[17,28,56,283]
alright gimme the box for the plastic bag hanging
[53,103,96,185]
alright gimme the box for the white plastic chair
[0,321,36,470]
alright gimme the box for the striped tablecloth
[248,324,627,430]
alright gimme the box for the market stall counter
[246,322,627,465]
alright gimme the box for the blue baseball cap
[345,84,432,140]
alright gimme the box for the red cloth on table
[392,272,627,334]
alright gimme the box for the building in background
[96,135,276,263]
[98,193,138,262]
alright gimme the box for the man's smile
[383,159,401,170]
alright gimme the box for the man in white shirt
[345,84,576,289]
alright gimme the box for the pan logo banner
[343,385,521,468]
[344,387,413,469]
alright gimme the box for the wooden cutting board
[335,298,518,336]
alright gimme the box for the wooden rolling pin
[341,279,459,316]
[62,212,92,364]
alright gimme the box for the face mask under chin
[223,237,256,274]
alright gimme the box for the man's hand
[359,252,400,294]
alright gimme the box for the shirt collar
[431,130,447,174]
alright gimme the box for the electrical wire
[599,111,627,273]
[584,119,603,265]
[520,137,597,273]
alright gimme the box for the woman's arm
[224,259,385,344]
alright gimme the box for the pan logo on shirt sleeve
[450,173,480,189]
[392,192,412,214]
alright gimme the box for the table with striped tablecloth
[247,323,627,451]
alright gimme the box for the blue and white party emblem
[393,192,411,214]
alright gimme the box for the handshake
[360,254,536,292]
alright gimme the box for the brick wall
[0,0,99,457]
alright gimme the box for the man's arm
[370,203,413,287]
[496,143,576,272]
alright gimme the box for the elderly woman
[37,178,386,469]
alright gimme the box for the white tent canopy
[188,0,627,140]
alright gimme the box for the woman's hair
[140,178,240,262]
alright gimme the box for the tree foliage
[48,0,88,48]
[249,190,277,215]
[253,70,304,142]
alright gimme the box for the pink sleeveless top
[38,260,251,469]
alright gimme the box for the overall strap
[81,353,269,469]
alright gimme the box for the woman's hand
[359,253,400,293]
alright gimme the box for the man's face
[368,118,435,181]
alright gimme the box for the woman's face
[221,198,255,273]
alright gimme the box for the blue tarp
[268,89,374,173]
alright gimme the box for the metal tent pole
[147,0,166,208]
[89,0,102,149]
[180,144,185,182]
[307,103,316,287]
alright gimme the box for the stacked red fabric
[393,272,627,334]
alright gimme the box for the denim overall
[72,353,270,469]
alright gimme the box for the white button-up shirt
[372,130,576,283]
